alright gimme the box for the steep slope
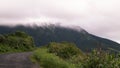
[0,25,120,52]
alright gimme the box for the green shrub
[82,50,120,68]
[32,48,75,68]
[32,42,120,68]
[0,31,35,53]
[47,42,84,59]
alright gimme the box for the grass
[31,42,120,68]
[31,48,76,68]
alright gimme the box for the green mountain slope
[0,25,119,52]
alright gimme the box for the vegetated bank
[0,31,120,68]
[0,31,35,53]
[32,42,120,68]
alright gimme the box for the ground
[0,52,39,68]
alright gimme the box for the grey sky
[0,0,120,43]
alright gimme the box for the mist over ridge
[0,24,120,52]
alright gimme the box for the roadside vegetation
[0,31,35,53]
[32,42,120,68]
[0,31,120,68]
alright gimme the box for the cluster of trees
[0,31,35,53]
[32,42,120,68]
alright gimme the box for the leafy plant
[47,42,84,59]
[0,31,35,53]
[32,48,75,68]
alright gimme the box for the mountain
[0,24,120,52]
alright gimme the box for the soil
[0,52,39,68]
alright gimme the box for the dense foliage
[82,50,120,68]
[31,48,75,68]
[47,42,84,59]
[32,42,120,68]
[32,42,82,68]
[0,25,120,52]
[0,31,35,53]
[0,30,119,68]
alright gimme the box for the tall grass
[31,42,120,68]
[31,48,76,68]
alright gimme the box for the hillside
[0,31,120,68]
[32,42,120,68]
[0,25,120,52]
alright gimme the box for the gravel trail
[0,52,39,68]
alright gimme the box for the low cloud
[0,0,120,43]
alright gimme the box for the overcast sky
[0,0,120,43]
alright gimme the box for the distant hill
[0,24,120,52]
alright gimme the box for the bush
[0,31,35,53]
[32,42,120,68]
[47,42,84,59]
[82,50,120,68]
[31,42,85,68]
[32,48,75,68]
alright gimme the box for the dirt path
[0,52,39,68]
